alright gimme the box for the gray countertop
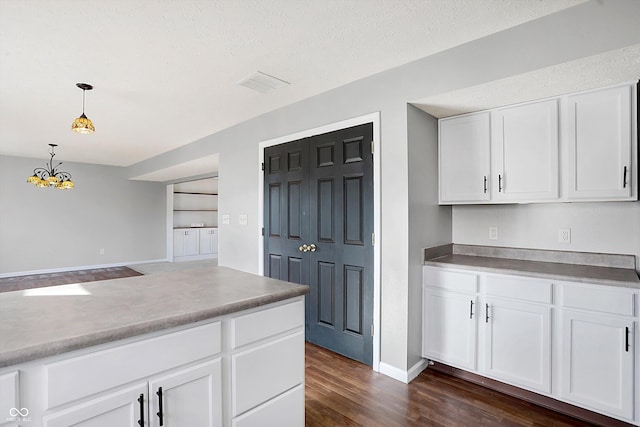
[0,266,309,368]
[423,244,640,289]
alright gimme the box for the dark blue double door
[264,123,374,365]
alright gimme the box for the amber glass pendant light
[71,83,95,134]
[26,144,75,190]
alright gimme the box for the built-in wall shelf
[174,192,218,196]
[172,178,219,229]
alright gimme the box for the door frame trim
[257,112,381,372]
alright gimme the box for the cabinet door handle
[483,176,487,194]
[485,304,490,323]
[469,300,474,319]
[157,387,164,426]
[623,166,628,188]
[626,326,630,352]
[137,394,144,427]
[498,175,503,192]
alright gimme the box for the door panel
[263,123,373,365]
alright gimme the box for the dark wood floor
[305,342,595,427]
[1,267,600,426]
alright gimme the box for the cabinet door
[566,84,634,200]
[173,230,185,257]
[422,288,477,371]
[43,383,147,427]
[492,99,559,202]
[184,229,199,256]
[149,358,222,427]
[199,229,218,255]
[439,112,491,203]
[560,310,634,421]
[484,298,551,393]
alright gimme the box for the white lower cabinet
[484,298,551,393]
[11,297,306,427]
[423,266,639,425]
[174,228,218,259]
[422,288,477,371]
[557,281,637,421]
[173,229,199,257]
[199,228,218,255]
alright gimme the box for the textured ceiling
[0,0,584,167]
[413,44,640,118]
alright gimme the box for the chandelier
[71,83,95,134]
[27,144,75,190]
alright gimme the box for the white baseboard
[379,358,429,384]
[0,258,169,279]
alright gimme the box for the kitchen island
[0,266,309,427]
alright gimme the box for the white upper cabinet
[566,84,636,201]
[437,81,638,205]
[492,99,559,202]
[439,112,491,203]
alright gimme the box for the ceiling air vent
[239,71,289,93]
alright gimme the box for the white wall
[0,155,166,275]
[407,105,452,368]
[453,202,640,273]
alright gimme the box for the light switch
[222,214,230,225]
[239,214,248,225]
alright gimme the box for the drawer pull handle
[137,394,144,427]
[623,166,628,188]
[483,176,487,194]
[485,304,490,323]
[626,326,630,352]
[469,300,474,319]
[498,175,503,192]
[157,387,164,426]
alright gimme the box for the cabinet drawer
[485,274,552,303]
[232,384,304,427]
[231,299,304,349]
[232,331,304,416]
[424,267,478,293]
[45,320,221,409]
[558,283,635,316]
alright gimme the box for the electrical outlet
[558,228,571,244]
[489,227,498,240]
[99,248,105,255]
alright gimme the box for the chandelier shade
[72,83,95,134]
[27,144,74,190]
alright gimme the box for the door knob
[309,243,317,252]
[299,244,309,252]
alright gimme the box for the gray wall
[126,0,640,373]
[0,155,166,274]
[407,105,452,368]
